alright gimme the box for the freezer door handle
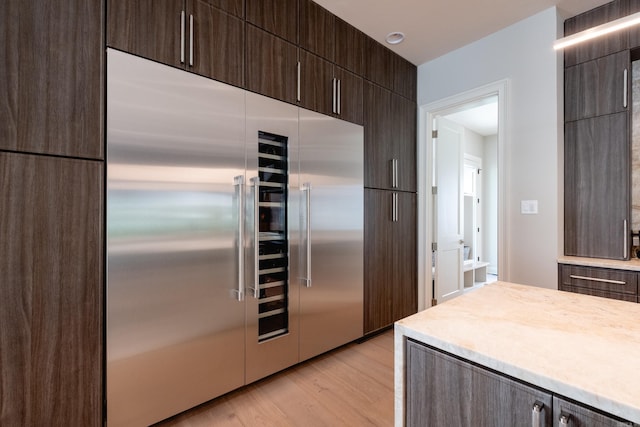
[302,182,312,287]
[234,175,245,301]
[180,10,186,64]
[250,176,260,298]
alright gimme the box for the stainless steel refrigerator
[107,48,362,426]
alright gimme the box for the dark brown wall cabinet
[364,189,417,333]
[107,0,244,87]
[246,0,297,43]
[299,0,334,62]
[0,0,103,159]
[0,153,103,426]
[334,17,365,77]
[558,264,638,302]
[563,0,631,261]
[564,113,629,260]
[364,82,416,192]
[406,339,634,426]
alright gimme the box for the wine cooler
[255,131,290,341]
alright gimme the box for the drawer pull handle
[531,401,544,427]
[569,275,626,285]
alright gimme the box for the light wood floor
[157,329,394,427]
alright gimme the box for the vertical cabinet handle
[531,401,544,427]
[337,79,341,115]
[189,14,194,66]
[392,192,399,222]
[234,176,245,301]
[297,62,301,102]
[180,10,186,64]
[624,219,628,259]
[302,183,312,287]
[390,158,399,188]
[559,413,571,427]
[250,177,260,299]
[623,68,628,109]
[332,78,337,114]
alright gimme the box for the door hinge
[432,186,437,195]
[477,227,480,233]
[432,130,438,138]
[432,242,437,251]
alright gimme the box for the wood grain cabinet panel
[406,340,553,426]
[564,0,628,67]
[565,51,629,122]
[558,264,638,302]
[392,54,417,101]
[245,25,298,103]
[334,17,365,76]
[334,66,364,125]
[198,0,243,17]
[364,37,393,90]
[299,0,335,62]
[1,0,103,159]
[299,49,334,116]
[364,189,417,334]
[0,153,103,426]
[108,0,243,86]
[564,113,629,260]
[553,396,634,426]
[246,0,297,43]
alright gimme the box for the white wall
[463,128,483,158]
[483,135,498,275]
[418,7,562,289]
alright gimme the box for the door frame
[417,79,509,309]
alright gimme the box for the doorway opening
[418,81,508,309]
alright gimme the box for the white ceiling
[445,97,498,137]
[314,0,613,65]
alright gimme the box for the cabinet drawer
[561,265,637,295]
[559,285,637,303]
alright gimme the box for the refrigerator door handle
[302,182,312,287]
[189,14,194,67]
[234,175,245,301]
[250,176,260,298]
[180,10,186,64]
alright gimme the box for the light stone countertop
[559,255,640,271]
[394,281,640,426]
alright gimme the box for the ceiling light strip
[554,11,640,50]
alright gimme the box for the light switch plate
[521,200,538,214]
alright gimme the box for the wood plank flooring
[157,330,394,426]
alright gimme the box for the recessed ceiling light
[385,32,405,45]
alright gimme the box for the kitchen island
[394,281,640,426]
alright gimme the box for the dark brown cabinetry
[558,264,638,302]
[246,0,297,43]
[200,0,244,18]
[364,189,417,334]
[245,24,298,103]
[564,113,629,260]
[335,17,365,76]
[0,0,103,159]
[365,37,394,90]
[107,0,244,87]
[299,0,334,62]
[406,339,635,426]
[364,82,417,192]
[0,153,103,426]
[392,53,418,101]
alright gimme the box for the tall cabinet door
[364,82,394,189]
[298,109,364,361]
[393,192,417,321]
[0,153,103,426]
[1,0,103,158]
[565,112,630,259]
[106,50,247,427]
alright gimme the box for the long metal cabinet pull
[392,192,398,222]
[332,78,337,114]
[302,183,312,287]
[337,79,341,115]
[297,62,301,102]
[531,401,544,427]
[623,68,628,108]
[234,176,245,301]
[180,10,186,64]
[569,275,626,285]
[559,413,570,427]
[624,219,628,259]
[391,158,399,188]
[251,176,260,298]
[189,14,194,66]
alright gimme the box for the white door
[433,117,464,303]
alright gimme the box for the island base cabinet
[406,339,553,427]
[553,397,634,427]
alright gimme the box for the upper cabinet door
[565,50,629,121]
[392,94,417,192]
[298,49,333,116]
[364,82,394,189]
[299,0,334,62]
[246,25,298,104]
[107,0,183,69]
[564,0,628,67]
[335,17,365,76]
[246,0,297,43]
[1,0,103,159]
[334,66,364,125]
[392,54,417,101]
[364,37,394,90]
[188,0,244,86]
[198,0,244,18]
